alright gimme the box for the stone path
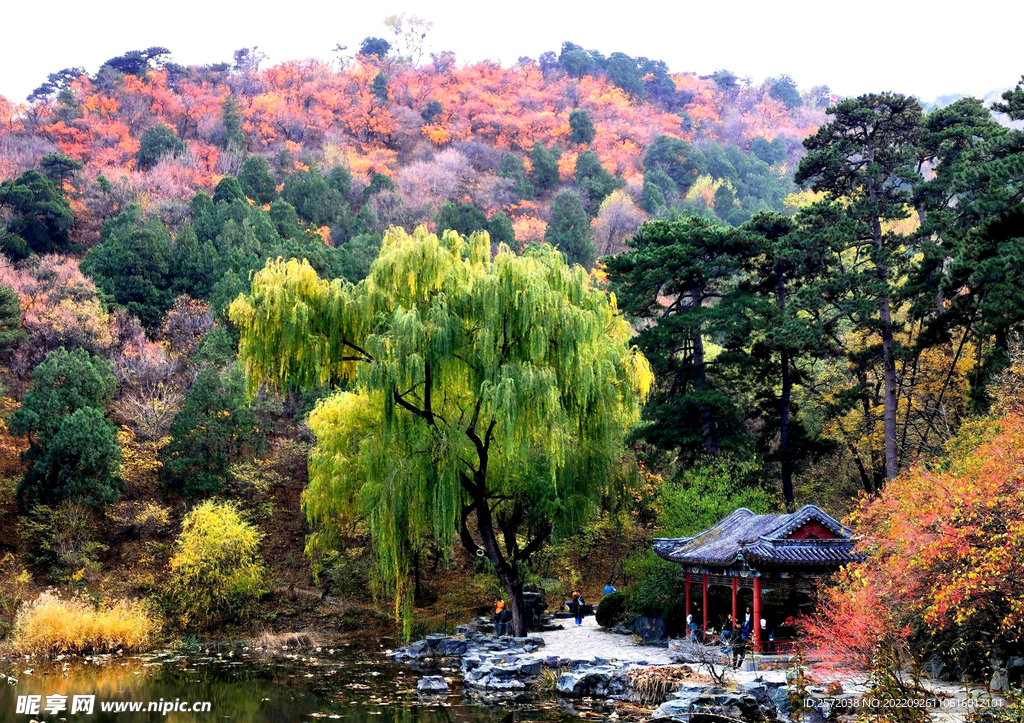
[539,615,674,665]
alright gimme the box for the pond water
[0,647,616,722]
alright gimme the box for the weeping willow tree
[229,226,652,636]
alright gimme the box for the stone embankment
[392,629,806,722]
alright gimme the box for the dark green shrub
[596,590,629,628]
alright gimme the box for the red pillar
[753,576,762,652]
[731,577,738,629]
[702,573,709,635]
[685,573,691,620]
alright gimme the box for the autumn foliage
[805,355,1024,674]
[0,54,823,249]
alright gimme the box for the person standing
[732,632,748,669]
[603,583,616,595]
[569,591,586,626]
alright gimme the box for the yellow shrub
[12,592,157,654]
[167,501,268,630]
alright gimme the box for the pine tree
[11,348,121,510]
[136,123,185,170]
[545,191,594,267]
[0,285,26,357]
[796,93,923,483]
[529,142,560,192]
[568,109,596,145]
[238,155,277,205]
[606,217,748,458]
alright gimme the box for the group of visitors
[492,582,617,631]
[686,606,781,669]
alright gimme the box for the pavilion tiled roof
[652,505,863,569]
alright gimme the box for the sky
[1,0,1020,103]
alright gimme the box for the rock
[651,683,773,723]
[406,640,431,659]
[516,658,543,676]
[769,685,792,716]
[417,676,448,693]
[737,681,770,705]
[555,664,626,697]
[1008,657,1024,685]
[437,638,468,656]
[557,671,589,696]
[991,665,1009,692]
[633,614,668,645]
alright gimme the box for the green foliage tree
[336,232,382,283]
[559,42,597,78]
[606,217,750,458]
[750,136,787,166]
[363,172,395,202]
[136,123,185,171]
[595,591,628,628]
[237,156,277,205]
[1,170,75,259]
[229,228,652,636]
[568,109,596,145]
[487,211,515,246]
[640,170,676,214]
[575,150,624,212]
[436,201,488,237]
[372,73,389,103]
[796,93,924,484]
[220,96,245,153]
[421,99,443,124]
[529,142,561,192]
[38,153,83,195]
[0,285,26,357]
[167,501,268,630]
[545,190,595,267]
[644,136,706,194]
[359,37,391,58]
[281,167,346,227]
[605,53,644,98]
[769,74,802,109]
[11,348,121,510]
[213,176,246,205]
[737,211,838,504]
[326,165,352,198]
[911,93,1024,409]
[82,204,174,328]
[163,365,263,497]
[44,407,124,507]
[499,152,533,201]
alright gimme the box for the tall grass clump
[167,501,268,630]
[12,592,157,654]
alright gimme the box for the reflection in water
[0,649,595,722]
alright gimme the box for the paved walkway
[539,616,674,665]
[538,618,994,722]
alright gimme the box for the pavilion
[653,504,862,652]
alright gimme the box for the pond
[0,646,617,722]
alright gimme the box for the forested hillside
[2,17,1024,676]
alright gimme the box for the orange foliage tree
[805,358,1024,676]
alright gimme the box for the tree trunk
[690,278,719,456]
[463,479,530,637]
[780,347,794,506]
[776,262,794,506]
[867,170,899,483]
[879,294,899,482]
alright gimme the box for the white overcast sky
[1,0,1020,103]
